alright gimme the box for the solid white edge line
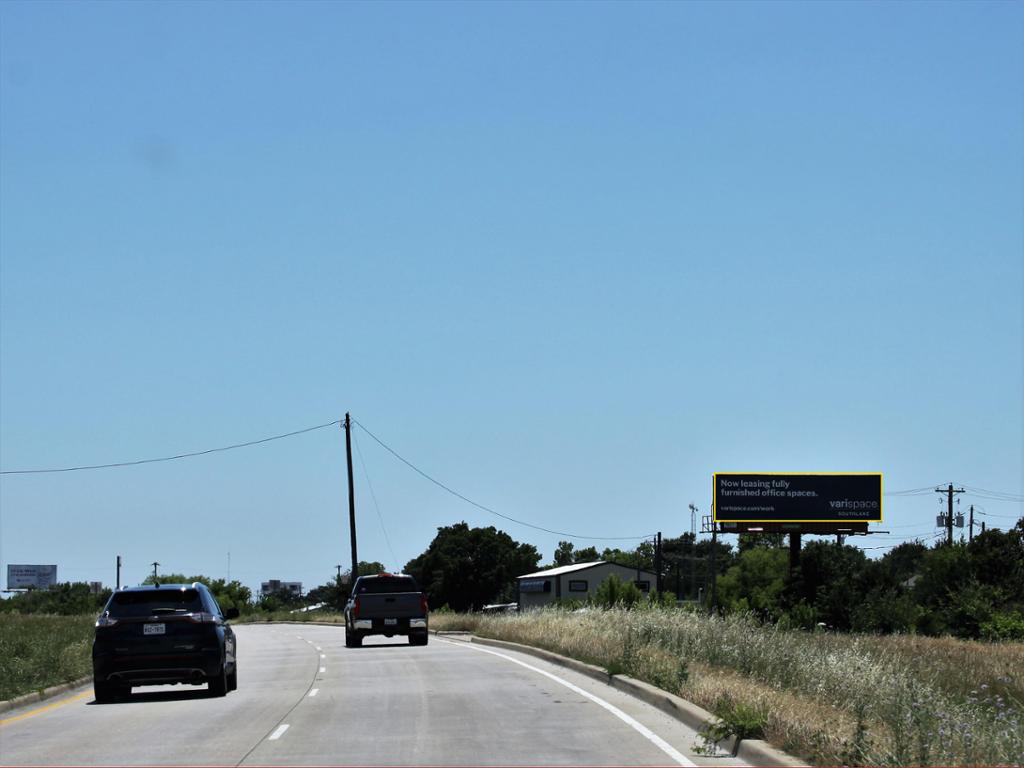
[268,724,290,741]
[309,688,319,697]
[442,639,697,767]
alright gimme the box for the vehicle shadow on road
[87,688,213,705]
[352,640,421,650]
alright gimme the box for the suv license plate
[384,618,397,626]
[144,623,166,635]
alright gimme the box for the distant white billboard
[7,564,58,590]
[261,580,302,597]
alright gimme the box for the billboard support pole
[789,533,801,573]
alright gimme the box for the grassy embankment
[0,614,96,701]
[432,607,1024,767]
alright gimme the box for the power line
[885,485,942,496]
[352,417,654,542]
[976,510,1023,520]
[352,428,401,572]
[0,420,342,474]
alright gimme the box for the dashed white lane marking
[309,688,319,697]
[443,640,696,767]
[320,653,326,659]
[320,667,326,673]
[316,646,322,651]
[269,724,290,741]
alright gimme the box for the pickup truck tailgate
[355,593,423,618]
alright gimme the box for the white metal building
[516,561,658,610]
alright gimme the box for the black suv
[92,583,239,703]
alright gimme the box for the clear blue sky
[2,1,1021,596]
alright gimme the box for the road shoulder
[451,633,806,768]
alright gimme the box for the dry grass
[432,608,1023,766]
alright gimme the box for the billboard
[6,564,58,590]
[714,473,883,523]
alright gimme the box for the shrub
[593,574,643,608]
[980,611,1024,641]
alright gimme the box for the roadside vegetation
[0,614,95,701]
[432,604,1023,766]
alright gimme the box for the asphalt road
[0,623,751,766]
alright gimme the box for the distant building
[261,580,302,598]
[516,561,658,610]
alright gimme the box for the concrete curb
[0,677,91,715]
[466,635,806,768]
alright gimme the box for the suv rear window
[107,589,204,618]
[356,577,419,594]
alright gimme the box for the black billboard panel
[713,473,883,523]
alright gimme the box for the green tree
[553,541,575,567]
[0,582,111,615]
[593,573,643,608]
[551,542,600,567]
[601,540,656,571]
[716,547,788,621]
[306,577,348,611]
[140,573,252,613]
[405,522,541,612]
[786,541,869,630]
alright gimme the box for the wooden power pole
[345,414,359,585]
[936,484,965,545]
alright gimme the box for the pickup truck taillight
[421,595,429,615]
[353,597,361,618]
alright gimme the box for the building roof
[517,560,657,579]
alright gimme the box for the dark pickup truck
[344,573,429,648]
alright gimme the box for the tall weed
[0,614,95,700]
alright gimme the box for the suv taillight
[95,614,118,628]
[187,612,217,624]
[421,596,429,614]
[353,597,361,618]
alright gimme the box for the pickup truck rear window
[106,589,204,617]
[356,578,419,594]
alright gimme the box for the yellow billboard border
[713,472,883,523]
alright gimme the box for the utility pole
[688,503,698,601]
[709,509,718,613]
[969,505,975,543]
[151,562,160,582]
[654,532,662,595]
[116,555,121,590]
[936,484,965,545]
[336,564,343,580]
[345,414,359,585]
